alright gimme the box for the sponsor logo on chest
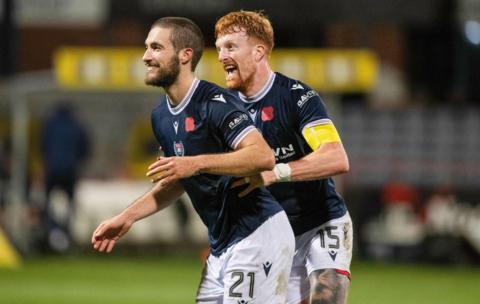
[273,144,296,160]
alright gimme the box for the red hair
[215,11,274,54]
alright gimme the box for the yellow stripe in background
[0,228,21,268]
[302,123,341,150]
[54,47,378,92]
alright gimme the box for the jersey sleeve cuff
[231,126,257,150]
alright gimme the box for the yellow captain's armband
[302,123,341,150]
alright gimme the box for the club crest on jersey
[173,141,185,156]
[185,117,195,132]
[261,106,274,121]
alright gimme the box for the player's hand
[91,214,133,253]
[231,171,276,197]
[146,156,199,186]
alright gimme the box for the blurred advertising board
[54,47,378,93]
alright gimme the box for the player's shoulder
[197,80,241,105]
[274,72,314,94]
[151,94,168,115]
[274,72,320,106]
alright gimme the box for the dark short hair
[152,17,204,71]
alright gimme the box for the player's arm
[265,142,349,183]
[268,122,349,183]
[232,123,348,196]
[91,181,184,253]
[270,88,349,182]
[184,128,274,176]
[146,128,274,185]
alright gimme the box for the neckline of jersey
[238,72,276,103]
[166,78,200,115]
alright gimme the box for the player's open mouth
[224,64,237,75]
[145,63,159,71]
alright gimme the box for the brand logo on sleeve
[211,94,226,103]
[291,83,304,90]
[297,90,319,108]
[228,113,249,129]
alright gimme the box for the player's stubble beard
[224,53,256,95]
[145,54,180,88]
[225,65,255,96]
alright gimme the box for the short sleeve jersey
[151,78,282,256]
[235,73,347,236]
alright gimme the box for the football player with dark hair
[92,17,294,304]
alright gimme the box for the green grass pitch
[1,254,479,303]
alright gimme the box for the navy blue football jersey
[150,78,283,256]
[234,72,347,236]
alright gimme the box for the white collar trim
[167,78,200,115]
[238,72,275,103]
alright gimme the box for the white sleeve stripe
[301,119,333,133]
[231,126,257,150]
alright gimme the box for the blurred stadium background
[1,0,480,303]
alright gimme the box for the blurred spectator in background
[41,103,90,252]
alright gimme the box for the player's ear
[254,44,266,62]
[179,48,193,65]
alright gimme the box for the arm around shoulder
[195,129,275,177]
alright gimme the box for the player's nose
[217,48,228,62]
[143,49,153,63]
